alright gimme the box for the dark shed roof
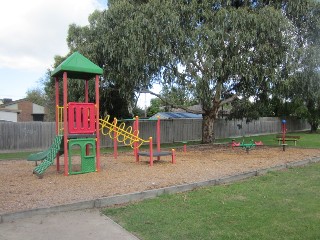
[150,112,202,119]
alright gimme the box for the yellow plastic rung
[99,116,149,148]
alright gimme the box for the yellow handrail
[57,106,64,135]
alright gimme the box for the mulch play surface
[1,144,320,214]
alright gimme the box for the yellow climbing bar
[99,115,149,148]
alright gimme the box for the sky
[0,0,108,101]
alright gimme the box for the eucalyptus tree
[274,0,320,132]
[108,1,294,143]
[295,1,320,132]
[92,1,297,142]
[64,4,175,118]
[165,2,295,142]
[59,0,301,142]
[54,10,133,118]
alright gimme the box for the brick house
[0,98,47,122]
[0,108,20,122]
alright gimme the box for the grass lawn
[0,151,36,160]
[215,131,320,148]
[104,163,320,240]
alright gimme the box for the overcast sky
[0,0,107,100]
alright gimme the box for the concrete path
[0,209,140,240]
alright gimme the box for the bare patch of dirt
[1,145,320,214]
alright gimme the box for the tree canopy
[102,0,296,142]
[46,0,320,142]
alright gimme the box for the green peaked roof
[51,51,103,79]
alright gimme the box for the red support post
[55,77,59,134]
[113,118,118,159]
[85,79,90,156]
[134,116,139,162]
[133,117,136,157]
[282,119,286,144]
[85,80,89,103]
[95,75,101,172]
[156,116,160,161]
[55,77,60,172]
[172,149,176,164]
[63,72,69,176]
[149,137,153,167]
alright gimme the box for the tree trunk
[310,122,318,133]
[202,114,215,143]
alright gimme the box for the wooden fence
[0,117,310,152]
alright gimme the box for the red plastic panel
[68,102,96,134]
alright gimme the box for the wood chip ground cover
[1,145,320,214]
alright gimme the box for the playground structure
[99,115,146,156]
[231,139,264,153]
[133,116,176,166]
[28,52,103,178]
[99,115,176,166]
[28,52,175,178]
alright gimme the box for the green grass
[104,163,320,240]
[0,151,36,160]
[215,131,320,148]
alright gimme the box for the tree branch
[220,94,238,105]
[141,89,204,114]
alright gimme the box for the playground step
[138,151,173,157]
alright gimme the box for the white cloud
[0,0,107,100]
[0,0,106,71]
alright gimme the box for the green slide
[28,135,63,178]
[27,150,50,164]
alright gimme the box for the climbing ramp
[31,135,63,178]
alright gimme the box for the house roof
[0,108,21,113]
[51,52,103,79]
[0,98,45,114]
[0,98,28,107]
[150,112,202,119]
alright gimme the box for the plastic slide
[29,135,63,178]
[27,149,50,164]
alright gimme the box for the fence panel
[0,122,55,151]
[0,117,310,152]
